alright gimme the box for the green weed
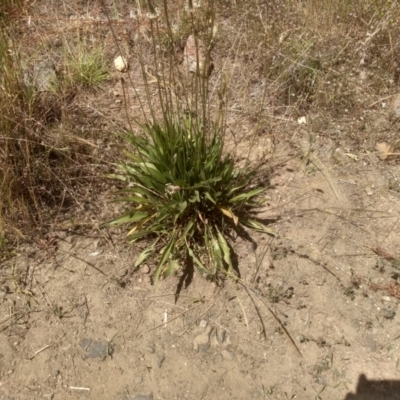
[64,44,108,90]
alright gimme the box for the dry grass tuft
[0,2,101,246]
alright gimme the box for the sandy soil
[1,1,400,399]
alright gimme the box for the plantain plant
[109,0,272,286]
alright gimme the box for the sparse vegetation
[1,0,400,399]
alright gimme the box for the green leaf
[204,192,216,204]
[242,219,276,235]
[188,247,208,275]
[217,230,233,270]
[163,259,180,278]
[138,162,167,183]
[135,238,159,267]
[230,188,265,203]
[113,196,152,205]
[109,211,148,225]
[154,234,176,288]
[210,235,224,270]
[179,201,187,212]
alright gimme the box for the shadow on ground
[344,374,400,400]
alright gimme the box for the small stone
[193,326,213,352]
[118,269,128,278]
[297,116,307,125]
[142,265,150,274]
[144,344,155,354]
[134,375,143,384]
[80,338,110,359]
[199,319,208,329]
[51,369,59,377]
[382,296,391,302]
[216,329,226,344]
[114,56,129,72]
[221,350,234,361]
[156,355,165,368]
[366,188,373,196]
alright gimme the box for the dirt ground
[1,1,400,399]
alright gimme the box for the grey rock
[118,269,128,277]
[80,338,111,359]
[24,61,57,92]
[194,326,213,352]
[156,355,165,368]
[144,344,155,354]
[216,329,226,344]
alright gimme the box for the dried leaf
[376,142,392,160]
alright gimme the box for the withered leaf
[376,142,392,160]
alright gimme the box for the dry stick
[310,154,340,202]
[234,288,249,330]
[379,332,400,351]
[209,318,266,346]
[168,304,213,346]
[235,279,302,357]
[243,286,267,341]
[137,303,204,337]
[57,249,108,277]
[249,286,302,357]
[130,297,186,310]
[29,344,51,360]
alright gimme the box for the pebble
[134,375,143,384]
[118,269,128,278]
[142,265,150,274]
[114,56,129,72]
[216,329,226,344]
[80,338,110,359]
[144,344,155,354]
[51,369,59,377]
[156,355,165,368]
[193,326,213,352]
[199,319,208,329]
